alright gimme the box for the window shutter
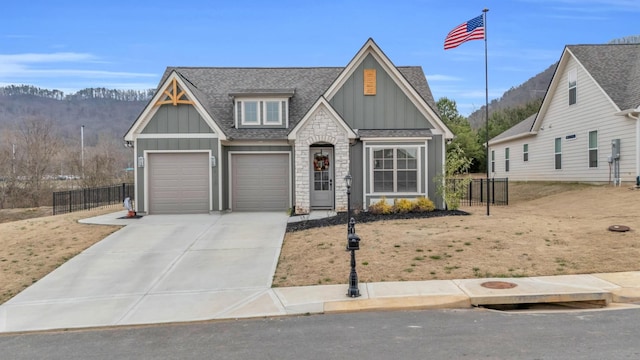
[259,101,263,124]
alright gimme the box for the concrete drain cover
[609,225,630,232]
[481,281,518,289]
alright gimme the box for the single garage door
[148,152,209,214]
[232,153,290,211]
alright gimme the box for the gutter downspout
[632,113,640,185]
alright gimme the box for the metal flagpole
[483,8,490,216]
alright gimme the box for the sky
[1,0,639,115]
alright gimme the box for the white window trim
[368,145,422,195]
[555,137,562,170]
[236,98,287,126]
[568,68,577,105]
[491,150,495,173]
[505,147,510,172]
[588,129,598,168]
[523,144,529,162]
[241,100,260,125]
[264,100,282,125]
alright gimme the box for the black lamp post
[344,174,360,297]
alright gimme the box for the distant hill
[467,35,640,129]
[467,64,555,129]
[0,85,154,145]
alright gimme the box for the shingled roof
[568,44,640,111]
[157,65,440,140]
[489,112,537,145]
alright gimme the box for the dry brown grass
[2,182,639,306]
[273,182,640,287]
[0,206,122,303]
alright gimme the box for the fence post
[505,178,509,205]
[491,178,495,205]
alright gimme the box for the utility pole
[12,143,16,175]
[81,125,84,179]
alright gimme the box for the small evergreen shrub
[413,196,435,212]
[394,198,414,213]
[368,197,393,214]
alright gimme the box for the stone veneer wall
[294,105,350,214]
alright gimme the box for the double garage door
[147,152,290,213]
[148,153,210,214]
[231,153,290,211]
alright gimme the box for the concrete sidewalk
[2,211,640,333]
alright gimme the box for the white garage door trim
[229,151,291,211]
[144,150,212,214]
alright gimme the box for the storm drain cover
[481,281,518,289]
[608,225,630,232]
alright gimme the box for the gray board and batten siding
[142,104,214,134]
[330,54,436,130]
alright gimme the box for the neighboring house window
[237,99,286,126]
[523,144,529,162]
[568,69,577,105]
[555,137,562,169]
[491,150,495,173]
[373,148,418,193]
[505,148,510,172]
[589,130,598,168]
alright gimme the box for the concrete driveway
[0,211,289,332]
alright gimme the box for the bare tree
[13,117,62,206]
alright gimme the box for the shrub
[394,198,414,213]
[413,196,435,212]
[368,197,393,214]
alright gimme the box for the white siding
[491,55,637,182]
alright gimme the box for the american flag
[444,15,485,50]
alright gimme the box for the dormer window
[231,89,294,128]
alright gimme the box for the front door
[310,147,334,209]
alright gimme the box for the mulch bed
[286,209,469,232]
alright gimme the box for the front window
[523,144,529,162]
[373,147,418,193]
[589,130,598,168]
[555,137,562,170]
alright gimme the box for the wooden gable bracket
[154,77,195,107]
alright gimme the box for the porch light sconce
[137,156,144,168]
[344,174,352,188]
[210,155,217,168]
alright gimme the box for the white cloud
[425,74,462,82]
[0,52,96,64]
[0,51,157,90]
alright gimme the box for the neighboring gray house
[488,44,640,184]
[124,39,453,214]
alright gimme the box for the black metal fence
[52,183,135,215]
[449,178,508,206]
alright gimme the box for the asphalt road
[2,308,640,359]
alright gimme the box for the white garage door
[232,154,290,211]
[148,152,210,214]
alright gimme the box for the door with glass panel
[310,147,334,209]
